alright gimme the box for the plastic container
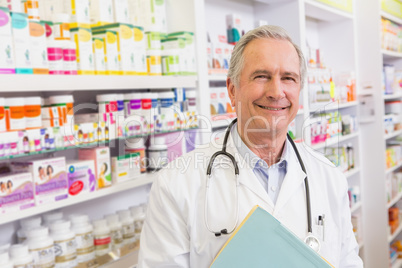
[158,92,175,131]
[47,40,64,75]
[105,214,123,250]
[123,93,142,117]
[146,49,162,75]
[0,251,13,268]
[70,214,95,263]
[125,138,146,173]
[0,98,5,132]
[140,93,152,133]
[96,94,117,113]
[43,211,64,227]
[17,216,42,243]
[26,227,55,268]
[147,137,168,171]
[92,219,111,256]
[5,97,25,131]
[130,205,146,236]
[24,97,42,129]
[115,94,125,117]
[9,244,34,267]
[117,210,135,245]
[50,220,77,268]
[49,95,74,125]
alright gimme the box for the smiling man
[138,25,363,268]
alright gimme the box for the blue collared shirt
[231,124,289,205]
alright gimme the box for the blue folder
[210,206,334,268]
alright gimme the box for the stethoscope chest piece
[304,232,321,253]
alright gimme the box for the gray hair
[227,25,306,89]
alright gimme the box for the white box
[0,7,15,74]
[11,157,68,206]
[29,20,49,74]
[70,26,95,75]
[93,37,106,75]
[113,0,129,23]
[64,0,90,24]
[133,26,147,75]
[0,172,35,214]
[0,0,22,12]
[66,160,96,196]
[11,12,32,74]
[90,0,114,25]
[92,29,120,75]
[111,153,141,183]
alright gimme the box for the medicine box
[64,0,90,24]
[11,157,68,206]
[29,20,49,74]
[113,0,130,24]
[0,172,35,214]
[0,0,22,12]
[70,26,95,75]
[92,29,120,75]
[133,26,147,75]
[11,12,33,74]
[168,32,196,74]
[90,0,114,25]
[111,152,141,183]
[161,37,187,75]
[226,14,242,44]
[78,147,112,189]
[93,37,106,75]
[0,7,15,74]
[66,160,96,196]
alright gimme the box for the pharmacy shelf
[0,173,156,225]
[386,162,402,175]
[0,127,198,161]
[388,223,402,243]
[388,191,402,209]
[384,93,402,100]
[309,101,358,113]
[344,167,360,179]
[381,11,402,27]
[385,129,402,140]
[304,0,354,22]
[382,49,402,60]
[311,132,360,150]
[208,75,227,81]
[211,113,237,129]
[392,258,402,268]
[0,75,197,92]
[351,201,362,214]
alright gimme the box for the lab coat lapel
[225,134,274,208]
[273,143,307,215]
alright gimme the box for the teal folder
[210,206,334,268]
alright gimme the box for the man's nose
[266,77,285,100]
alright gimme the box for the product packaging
[91,29,120,75]
[113,0,130,23]
[64,0,90,24]
[93,37,106,75]
[11,12,33,74]
[66,160,96,196]
[11,157,68,206]
[111,152,141,183]
[0,172,34,214]
[133,25,147,75]
[78,147,112,189]
[226,14,242,44]
[29,20,49,74]
[0,7,15,74]
[70,26,95,75]
[168,32,196,75]
[90,0,114,25]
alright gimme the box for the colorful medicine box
[11,12,33,74]
[29,20,49,74]
[92,29,120,75]
[0,7,15,74]
[0,172,35,214]
[70,26,95,75]
[11,157,68,206]
[66,160,96,196]
[111,153,140,184]
[168,32,196,75]
[78,147,112,189]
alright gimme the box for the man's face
[228,38,301,141]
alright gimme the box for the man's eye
[283,77,296,81]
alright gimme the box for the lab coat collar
[223,129,307,214]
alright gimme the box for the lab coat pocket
[321,222,340,266]
[312,224,324,243]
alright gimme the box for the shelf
[386,162,402,175]
[384,93,402,100]
[382,49,402,60]
[388,191,402,209]
[208,75,227,82]
[0,75,197,92]
[385,130,402,140]
[351,201,362,214]
[0,128,198,161]
[389,223,402,243]
[381,11,402,26]
[392,258,402,268]
[309,101,358,113]
[304,0,354,22]
[0,173,156,225]
[311,132,359,150]
[344,167,360,179]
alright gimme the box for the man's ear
[226,77,236,107]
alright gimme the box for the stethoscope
[205,118,321,253]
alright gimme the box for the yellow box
[315,0,353,13]
[92,29,121,75]
[70,26,95,75]
[93,37,106,75]
[381,0,402,19]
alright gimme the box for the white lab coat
[138,133,363,268]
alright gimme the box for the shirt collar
[230,123,289,170]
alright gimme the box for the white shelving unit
[385,129,402,140]
[311,132,359,150]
